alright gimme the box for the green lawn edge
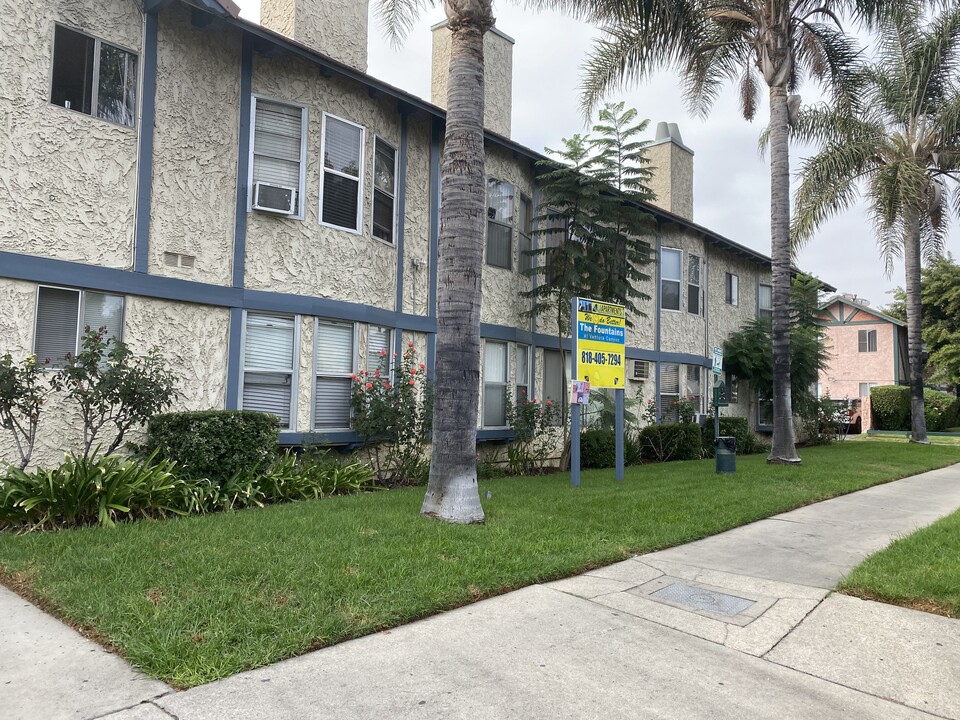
[1,442,958,688]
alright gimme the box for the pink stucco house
[817,295,908,405]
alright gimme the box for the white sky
[235,1,958,309]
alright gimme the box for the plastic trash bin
[715,436,736,474]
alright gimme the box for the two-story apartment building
[0,0,803,467]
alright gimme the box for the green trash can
[715,436,736,474]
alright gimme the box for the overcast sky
[236,1,957,310]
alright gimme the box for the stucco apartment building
[1,0,796,466]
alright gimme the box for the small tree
[504,390,559,475]
[0,354,48,469]
[49,328,177,459]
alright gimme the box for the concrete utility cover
[651,583,755,617]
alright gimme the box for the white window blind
[321,115,364,231]
[659,362,680,422]
[483,341,508,427]
[367,325,392,377]
[759,284,773,318]
[486,179,514,270]
[372,139,396,244]
[242,313,295,429]
[35,287,124,368]
[661,249,682,311]
[516,344,530,400]
[315,320,354,429]
[252,99,304,212]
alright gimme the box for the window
[858,329,878,353]
[515,344,530,400]
[367,325,393,378]
[759,283,773,319]
[659,363,680,422]
[34,286,123,368]
[758,395,774,427]
[518,194,533,274]
[859,382,878,397]
[486,179,515,269]
[51,25,137,127]
[725,273,739,306]
[661,248,682,311]
[314,320,355,429]
[687,254,702,315]
[725,371,739,403]
[251,98,306,216]
[542,349,568,425]
[242,313,296,430]
[483,341,508,427]
[321,114,364,232]
[685,365,702,411]
[372,138,397,244]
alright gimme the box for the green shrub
[700,417,762,456]
[145,410,280,483]
[625,430,644,466]
[580,428,616,468]
[870,386,960,432]
[639,423,702,463]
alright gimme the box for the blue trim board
[225,307,244,409]
[232,34,253,289]
[133,11,159,274]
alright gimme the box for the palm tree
[791,4,960,444]
[375,0,494,523]
[538,0,896,463]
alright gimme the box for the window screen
[483,341,508,427]
[486,179,514,270]
[321,115,364,231]
[315,320,354,429]
[372,139,396,243]
[242,313,295,429]
[661,249,682,311]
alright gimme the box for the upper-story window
[34,286,124,368]
[486,179,514,270]
[687,254,702,315]
[241,313,297,430]
[518,194,533,274]
[661,248,682,311]
[372,138,397,244]
[725,273,739,306]
[321,114,364,233]
[50,25,137,127]
[251,97,306,217]
[759,283,773,319]
[858,329,878,352]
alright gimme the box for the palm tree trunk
[903,207,929,444]
[767,85,800,464]
[421,9,490,523]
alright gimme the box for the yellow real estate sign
[574,297,625,389]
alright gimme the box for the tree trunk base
[420,476,486,524]
[766,454,802,465]
[909,437,931,445]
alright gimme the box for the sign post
[570,297,626,487]
[712,346,724,445]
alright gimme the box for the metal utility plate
[627,576,776,626]
[650,583,754,617]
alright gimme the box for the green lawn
[839,507,960,619]
[1,442,958,688]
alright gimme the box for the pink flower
[546,400,553,405]
[374,369,381,378]
[351,374,358,381]
[419,363,425,370]
[409,379,415,386]
[365,382,373,390]
[379,349,387,356]
[384,383,391,390]
[408,342,414,348]
[410,367,417,375]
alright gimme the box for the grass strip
[1,441,958,687]
[839,507,960,619]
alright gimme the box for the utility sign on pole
[712,346,724,376]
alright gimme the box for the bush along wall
[700,417,765,456]
[639,423,702,463]
[870,386,960,432]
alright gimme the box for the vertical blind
[315,320,354,429]
[253,100,303,210]
[483,341,508,427]
[242,313,295,428]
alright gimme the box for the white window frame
[319,112,366,234]
[858,329,878,353]
[515,343,531,401]
[759,283,773,319]
[33,285,125,369]
[312,319,357,431]
[661,247,683,312]
[726,272,739,306]
[486,178,515,270]
[687,253,702,316]
[371,135,398,247]
[482,340,510,429]
[238,311,300,432]
[247,95,308,220]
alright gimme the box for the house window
[659,362,680,422]
[759,283,773,319]
[859,382,878,397]
[725,273,739,306]
[661,248,682,311]
[321,114,364,232]
[858,329,877,353]
[687,254,702,315]
[486,179,515,270]
[314,320,355,430]
[34,286,123,368]
[50,25,137,127]
[725,371,739,403]
[367,325,392,379]
[516,344,530,400]
[758,395,774,427]
[372,138,397,244]
[483,341,508,427]
[518,194,533,274]
[685,365,702,412]
[251,97,306,216]
[241,313,296,430]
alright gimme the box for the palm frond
[371,0,435,46]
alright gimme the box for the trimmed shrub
[639,423,702,463]
[871,386,960,432]
[145,410,280,483]
[700,417,762,456]
[580,428,616,468]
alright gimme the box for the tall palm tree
[792,4,960,444]
[538,0,895,463]
[376,0,494,523]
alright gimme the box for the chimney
[431,22,514,138]
[646,122,694,221]
[260,0,368,73]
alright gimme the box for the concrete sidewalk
[3,464,960,720]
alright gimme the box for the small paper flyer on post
[571,380,591,405]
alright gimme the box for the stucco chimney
[431,21,514,138]
[645,122,694,221]
[260,0,369,73]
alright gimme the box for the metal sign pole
[615,388,624,482]
[570,296,580,488]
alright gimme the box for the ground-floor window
[241,312,296,430]
[314,320,354,430]
[34,285,123,368]
[482,341,508,427]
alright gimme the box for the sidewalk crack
[761,594,827,658]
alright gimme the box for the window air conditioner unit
[632,360,649,380]
[253,182,297,215]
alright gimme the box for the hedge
[870,386,960,432]
[145,410,280,483]
[639,423,702,462]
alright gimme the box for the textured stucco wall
[431,24,514,138]
[819,319,896,400]
[260,0,367,72]
[659,225,707,357]
[244,54,403,309]
[645,140,694,221]
[148,6,240,287]
[401,116,433,317]
[0,0,141,268]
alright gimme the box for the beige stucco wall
[401,115,433,317]
[0,0,141,268]
[646,140,694,221]
[148,6,240,287]
[260,0,367,72]
[244,53,405,309]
